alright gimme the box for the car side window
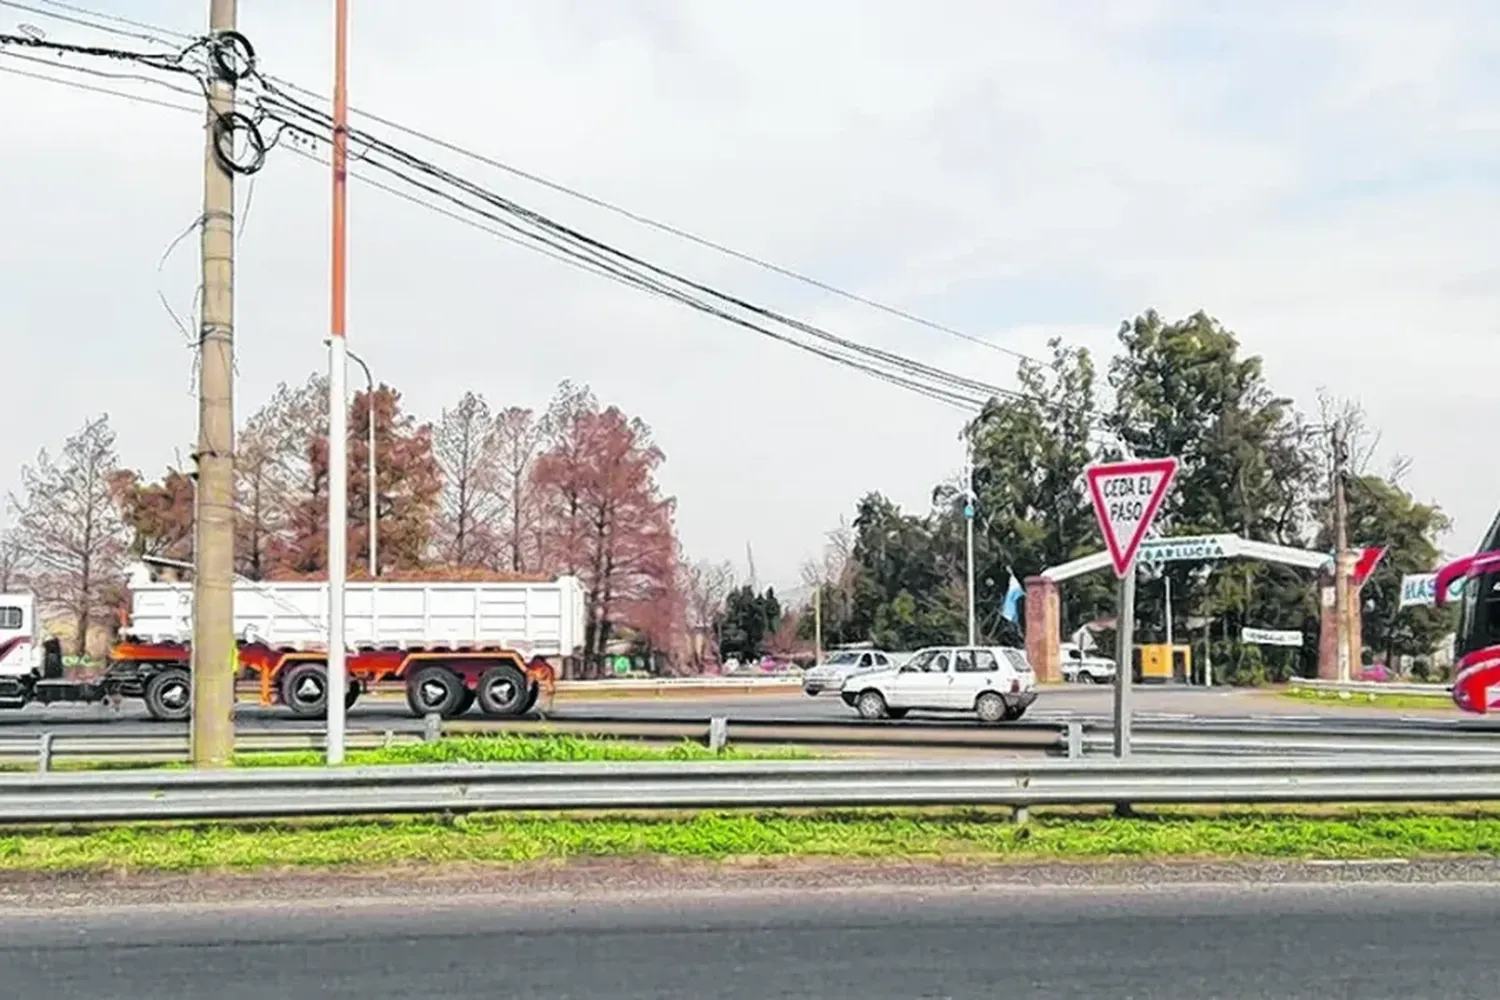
[858,653,873,668]
[903,650,934,672]
[953,649,977,672]
[1068,648,1082,660]
[873,653,888,666]
[972,649,1000,672]
[931,651,952,673]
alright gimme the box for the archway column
[1024,576,1061,682]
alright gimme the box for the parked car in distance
[839,645,1036,723]
[803,649,895,695]
[1060,642,1116,684]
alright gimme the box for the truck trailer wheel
[281,662,331,718]
[519,682,540,715]
[476,664,528,717]
[405,666,465,718]
[143,668,192,722]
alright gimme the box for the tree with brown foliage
[533,389,680,673]
[7,415,129,654]
[351,385,442,574]
[112,467,195,564]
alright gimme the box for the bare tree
[8,415,129,655]
[237,375,327,578]
[490,405,548,573]
[0,522,28,593]
[433,391,501,567]
[682,558,734,671]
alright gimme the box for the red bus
[1438,509,1500,713]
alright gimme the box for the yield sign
[1084,457,1180,578]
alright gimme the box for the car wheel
[855,690,888,720]
[975,691,1006,724]
[1078,672,1096,685]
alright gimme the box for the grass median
[1279,686,1454,712]
[6,806,1500,873]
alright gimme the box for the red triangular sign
[1084,458,1180,578]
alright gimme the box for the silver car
[802,649,894,695]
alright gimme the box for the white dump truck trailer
[0,563,587,721]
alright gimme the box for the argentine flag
[1001,571,1024,624]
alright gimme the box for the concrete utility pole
[1331,425,1354,682]
[326,0,351,764]
[191,0,238,768]
[347,349,377,577]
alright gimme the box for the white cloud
[1,0,1497,588]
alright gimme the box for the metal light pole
[963,436,977,646]
[347,349,377,577]
[325,0,351,765]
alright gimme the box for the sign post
[1084,457,1179,759]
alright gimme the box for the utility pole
[191,0,238,769]
[1331,424,1354,683]
[325,0,351,765]
[963,436,977,646]
[347,349,377,577]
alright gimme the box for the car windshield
[824,652,861,665]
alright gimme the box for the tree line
[1,379,684,674]
[793,310,1456,684]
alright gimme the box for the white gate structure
[1024,534,1355,683]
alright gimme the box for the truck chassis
[0,638,556,722]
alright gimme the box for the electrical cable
[254,84,1020,405]
[0,21,1092,418]
[7,1,1045,369]
[0,59,197,111]
[253,72,1047,368]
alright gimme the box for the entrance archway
[1023,534,1361,683]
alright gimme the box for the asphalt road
[0,685,1473,736]
[4,879,1498,998]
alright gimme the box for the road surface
[2,873,1497,997]
[0,685,1470,737]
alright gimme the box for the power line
[0,0,181,46]
[258,73,1047,368]
[253,84,1023,407]
[0,45,203,98]
[7,0,1045,370]
[2,26,1083,418]
[0,59,197,111]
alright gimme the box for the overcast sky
[2,1,1497,589]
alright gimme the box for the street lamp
[346,349,377,577]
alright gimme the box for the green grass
[234,734,812,768]
[1280,686,1454,712]
[6,807,1500,873]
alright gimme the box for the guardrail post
[1067,720,1083,760]
[423,713,442,743]
[708,716,728,753]
[383,730,395,749]
[37,733,52,774]
[1012,806,1029,825]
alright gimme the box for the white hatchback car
[839,645,1036,723]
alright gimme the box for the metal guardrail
[8,713,1500,770]
[1289,677,1453,697]
[4,732,423,772]
[4,756,1500,823]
